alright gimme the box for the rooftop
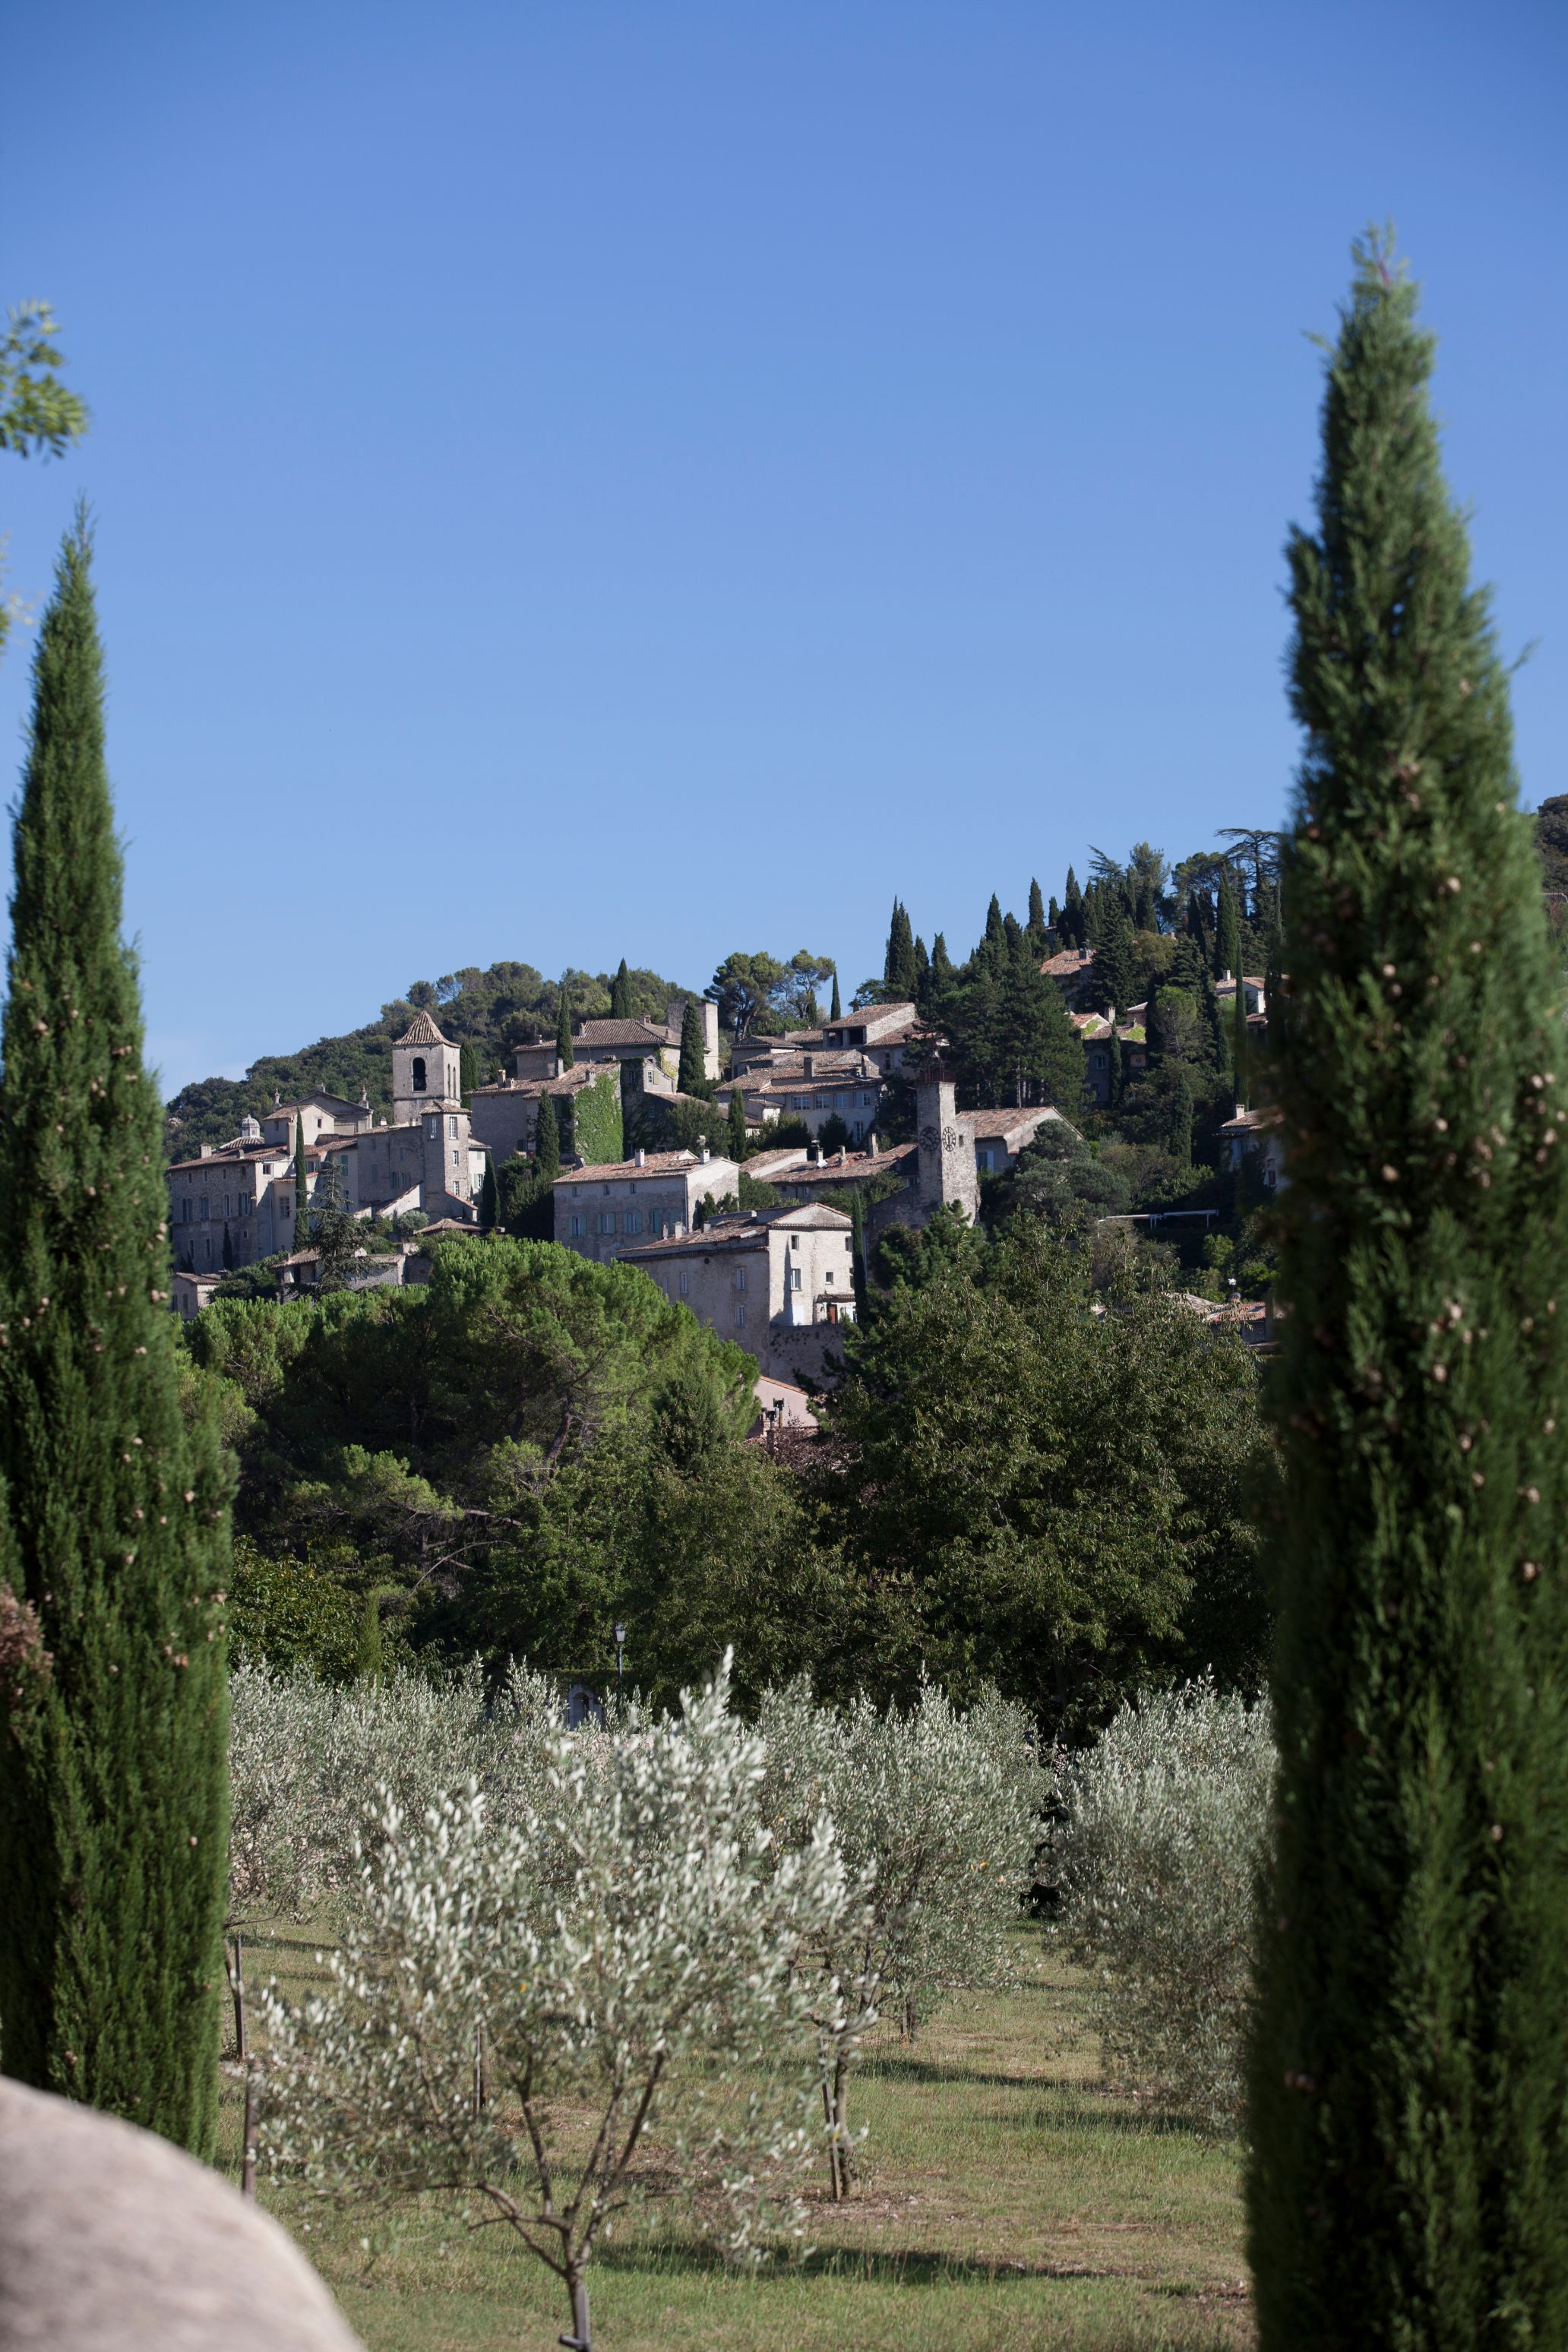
[574,1017,678,1048]
[394,1008,453,1048]
[555,1149,738,1186]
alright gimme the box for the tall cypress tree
[1231,975,1250,1106]
[1213,864,1243,981]
[830,968,842,1021]
[930,932,954,991]
[983,893,1005,950]
[677,998,709,1096]
[532,1089,561,1183]
[1248,236,1568,2345]
[292,1111,308,1241]
[1027,876,1047,948]
[479,1156,498,1230]
[726,1083,748,1162]
[609,958,632,1019]
[1062,866,1085,949]
[556,982,574,1070]
[0,520,231,2151]
[884,900,918,999]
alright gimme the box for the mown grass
[217,1927,1251,2352]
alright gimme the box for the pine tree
[556,983,574,1070]
[726,1084,748,1162]
[1214,865,1243,982]
[0,520,231,2152]
[532,1091,561,1184]
[677,998,709,1096]
[609,959,632,1019]
[884,900,918,999]
[1247,234,1568,2347]
[292,1112,308,1242]
[830,969,842,1021]
[479,1157,498,1230]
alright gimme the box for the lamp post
[612,1621,626,1702]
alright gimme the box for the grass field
[218,1927,1252,2352]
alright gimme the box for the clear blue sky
[4,2,1564,1096]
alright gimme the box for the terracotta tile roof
[554,1150,739,1185]
[166,1145,282,1173]
[1219,1104,1283,1136]
[1042,948,1095,978]
[394,1009,453,1048]
[770,1143,917,1184]
[574,1018,678,1048]
[472,1067,602,1101]
[966,1107,1067,1140]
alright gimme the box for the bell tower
[392,1008,462,1125]
[915,1055,978,1225]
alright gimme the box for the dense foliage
[0,523,232,2154]
[810,1219,1272,1737]
[1248,236,1568,2347]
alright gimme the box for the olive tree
[260,1670,847,2351]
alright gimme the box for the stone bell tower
[914,1055,978,1225]
[391,1008,462,1126]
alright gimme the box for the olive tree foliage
[759,1680,1046,2199]
[1051,1680,1274,2132]
[259,1670,849,2352]
[226,1657,561,1920]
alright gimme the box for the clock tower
[914,1056,978,1225]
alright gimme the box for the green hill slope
[162,959,692,1156]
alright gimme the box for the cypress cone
[0,520,231,2152]
[1248,235,1568,2344]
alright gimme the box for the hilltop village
[166,900,1282,1388]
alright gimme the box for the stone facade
[552,1148,741,1266]
[617,1201,856,1383]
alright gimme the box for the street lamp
[612,1621,626,1700]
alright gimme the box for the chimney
[803,1054,814,1077]
[700,1146,710,1165]
[200,1143,214,1158]
[634,1148,646,1167]
[867,1132,880,1155]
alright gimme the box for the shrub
[1051,1679,1272,2130]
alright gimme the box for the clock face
[941,1125,959,1153]
[919,1124,940,1154]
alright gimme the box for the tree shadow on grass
[599,2239,1127,2288]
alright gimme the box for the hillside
[162,959,692,1156]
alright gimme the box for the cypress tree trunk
[1248,235,1568,2347]
[0,520,232,2153]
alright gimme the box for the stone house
[552,1146,741,1266]
[1219,1103,1286,1191]
[1072,1011,1149,1108]
[517,1001,718,1095]
[815,1001,925,1072]
[717,1052,885,1145]
[468,1063,620,1164]
[616,1200,857,1384]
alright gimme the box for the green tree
[1,303,90,662]
[292,1112,308,1241]
[1089,893,1137,1016]
[479,1156,498,1231]
[1213,865,1243,982]
[726,1083,749,1162]
[930,932,955,991]
[1247,235,1568,2348]
[0,520,231,2151]
[533,1092,561,1184]
[884,900,918,999]
[309,1159,359,1293]
[1027,877,1048,953]
[609,959,633,1019]
[707,951,788,1039]
[556,982,574,1069]
[677,998,710,1096]
[830,969,842,1020]
[1231,975,1249,1106]
[1061,866,1086,949]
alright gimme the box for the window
[853,1121,865,1142]
[790,1234,800,1250]
[825,1269,834,1284]
[598,1211,617,1234]
[1092,1052,1107,1070]
[181,1197,191,1222]
[844,1237,852,1250]
[734,1304,745,1327]
[624,1208,643,1236]
[734,1265,747,1292]
[199,1197,210,1220]
[788,1264,802,1291]
[449,1115,459,1139]
[679,1270,691,1297]
[450,1149,460,1167]
[412,1056,427,1092]
[568,1214,584,1238]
